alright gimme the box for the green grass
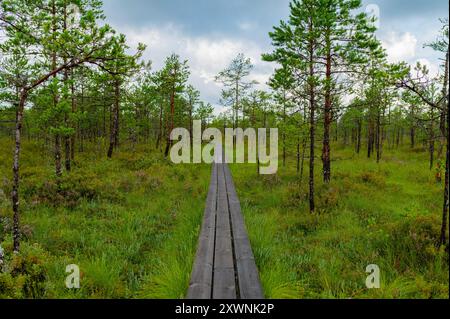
[230,144,449,299]
[0,138,210,298]
[0,138,448,299]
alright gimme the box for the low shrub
[317,185,340,211]
[360,171,386,187]
[385,215,447,266]
[0,240,49,298]
[284,183,308,208]
[25,171,124,208]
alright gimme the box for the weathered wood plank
[188,158,264,300]
[187,164,218,299]
[212,164,236,299]
[223,164,264,299]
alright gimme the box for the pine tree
[0,0,120,252]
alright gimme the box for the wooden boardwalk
[187,160,264,299]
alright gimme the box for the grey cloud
[103,0,449,109]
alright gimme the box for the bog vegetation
[0,0,448,298]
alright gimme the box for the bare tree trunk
[52,0,62,178]
[430,138,435,170]
[283,101,286,168]
[189,102,193,149]
[64,88,71,171]
[400,127,404,146]
[376,108,381,163]
[368,120,374,158]
[438,47,449,159]
[410,104,416,149]
[322,39,332,183]
[308,29,315,214]
[334,118,338,142]
[439,111,449,247]
[164,85,175,158]
[356,119,362,154]
[63,4,71,172]
[309,101,315,214]
[439,43,449,248]
[296,136,300,174]
[257,128,260,175]
[156,102,163,150]
[70,71,76,161]
[300,135,307,182]
[236,81,239,129]
[234,80,239,148]
[396,128,400,148]
[11,90,28,253]
[79,83,84,153]
[55,134,62,177]
[108,79,120,158]
[430,110,435,170]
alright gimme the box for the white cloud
[382,31,418,63]
[115,24,273,113]
[380,31,441,78]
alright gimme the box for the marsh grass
[0,138,448,299]
[0,138,209,298]
[230,144,449,299]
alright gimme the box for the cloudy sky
[102,0,448,113]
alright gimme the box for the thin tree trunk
[164,84,176,158]
[396,128,400,148]
[334,118,338,142]
[439,47,449,159]
[108,79,120,158]
[234,80,239,148]
[308,25,315,214]
[156,102,163,150]
[189,102,193,149]
[63,3,71,172]
[300,138,306,182]
[430,138,435,170]
[439,110,449,247]
[439,43,450,248]
[296,136,300,174]
[235,80,239,130]
[64,88,71,171]
[376,108,381,163]
[55,134,62,177]
[283,93,286,167]
[357,119,362,154]
[322,37,332,183]
[430,109,435,170]
[70,71,76,160]
[400,127,404,146]
[11,90,28,253]
[52,0,62,178]
[257,128,260,175]
[79,83,84,153]
[410,104,416,149]
[368,120,374,158]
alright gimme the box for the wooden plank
[223,164,264,299]
[187,164,218,299]
[188,157,264,300]
[212,164,236,299]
